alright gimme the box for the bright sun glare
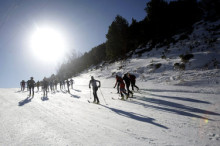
[30,26,67,63]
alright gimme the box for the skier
[36,81,40,91]
[123,73,133,97]
[28,77,35,97]
[27,80,30,91]
[42,77,49,97]
[21,80,25,91]
[128,73,139,91]
[49,80,54,93]
[54,79,58,91]
[114,75,128,100]
[115,80,120,93]
[20,81,22,91]
[66,79,70,93]
[59,80,62,90]
[63,80,66,89]
[70,79,74,89]
[89,76,101,104]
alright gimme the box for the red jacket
[115,76,125,89]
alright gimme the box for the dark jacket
[28,79,35,87]
[123,74,130,85]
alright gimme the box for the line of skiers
[89,73,139,104]
[20,77,74,97]
[20,73,139,104]
[114,73,139,100]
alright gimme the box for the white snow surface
[1,20,220,145]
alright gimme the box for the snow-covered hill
[87,19,220,89]
[1,79,220,145]
[1,20,220,145]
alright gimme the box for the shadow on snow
[69,93,80,98]
[140,88,217,95]
[136,95,219,116]
[18,96,34,106]
[129,93,219,121]
[101,105,168,129]
[41,96,49,101]
[150,93,210,104]
[140,89,211,104]
[73,89,81,92]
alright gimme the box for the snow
[1,20,220,145]
[1,80,220,145]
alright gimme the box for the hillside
[87,19,220,89]
[0,20,220,146]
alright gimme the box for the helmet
[30,77,33,79]
[91,76,94,80]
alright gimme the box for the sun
[30,26,67,63]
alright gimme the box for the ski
[111,97,131,101]
[87,100,100,105]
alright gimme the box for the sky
[0,0,151,88]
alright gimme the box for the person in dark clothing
[89,76,101,104]
[49,81,54,92]
[115,82,120,93]
[66,79,70,93]
[28,77,35,97]
[114,75,128,100]
[42,77,49,97]
[54,79,58,91]
[20,81,22,91]
[70,79,74,89]
[128,73,139,91]
[21,80,25,91]
[27,80,30,91]
[63,80,66,89]
[36,81,40,91]
[123,73,133,97]
[60,80,62,90]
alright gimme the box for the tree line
[54,0,220,81]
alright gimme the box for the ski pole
[90,88,91,99]
[99,88,107,105]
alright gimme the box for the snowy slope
[1,20,220,145]
[1,80,220,146]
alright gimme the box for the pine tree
[106,15,129,60]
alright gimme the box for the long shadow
[140,88,216,95]
[15,90,22,93]
[129,100,213,121]
[101,105,168,129]
[69,93,80,98]
[15,90,28,93]
[18,96,34,106]
[137,96,220,116]
[133,95,220,117]
[73,89,81,92]
[41,96,49,101]
[146,92,211,104]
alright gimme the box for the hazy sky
[0,0,150,88]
